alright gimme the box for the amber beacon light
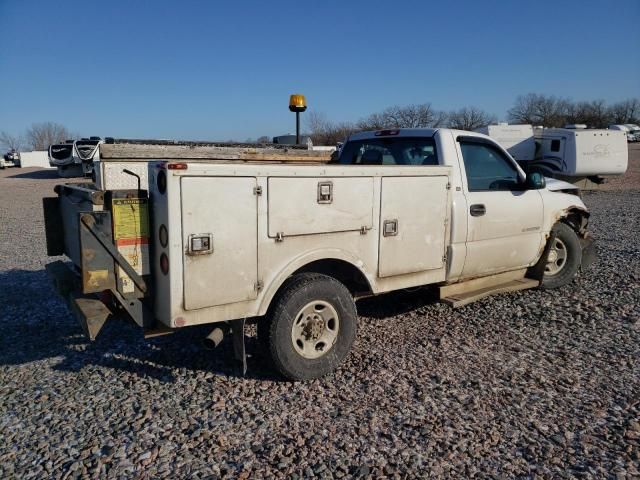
[288,94,307,144]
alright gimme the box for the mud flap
[230,318,247,376]
[42,197,65,256]
[580,235,597,270]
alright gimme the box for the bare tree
[507,93,537,124]
[26,122,71,150]
[566,100,611,128]
[256,136,271,143]
[306,111,358,146]
[608,98,640,124]
[357,103,447,130]
[0,131,23,151]
[447,107,497,131]
[508,93,569,127]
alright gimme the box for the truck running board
[439,269,539,308]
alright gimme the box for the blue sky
[1,0,638,141]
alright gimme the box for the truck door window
[459,142,520,191]
[338,138,438,165]
[550,139,561,152]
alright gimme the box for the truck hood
[545,177,579,192]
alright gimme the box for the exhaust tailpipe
[203,327,225,350]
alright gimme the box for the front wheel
[262,273,357,381]
[539,222,582,289]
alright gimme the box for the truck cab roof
[345,128,498,143]
[346,128,438,142]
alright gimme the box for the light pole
[289,94,307,144]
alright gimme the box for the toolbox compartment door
[181,177,258,310]
[268,177,374,237]
[378,176,449,277]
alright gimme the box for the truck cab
[337,128,592,283]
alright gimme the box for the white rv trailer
[624,124,640,141]
[536,128,628,177]
[609,124,637,142]
[474,124,536,161]
[479,124,629,184]
[48,137,103,177]
[74,137,103,175]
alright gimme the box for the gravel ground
[0,157,639,479]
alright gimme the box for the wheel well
[293,259,372,296]
[561,208,589,235]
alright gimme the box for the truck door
[378,176,449,277]
[181,177,258,310]
[456,139,544,278]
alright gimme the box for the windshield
[337,137,438,166]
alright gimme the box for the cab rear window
[338,138,438,166]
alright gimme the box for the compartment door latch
[187,234,214,255]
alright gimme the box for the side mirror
[525,172,546,190]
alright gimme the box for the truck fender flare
[256,248,374,317]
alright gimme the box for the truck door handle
[470,204,486,217]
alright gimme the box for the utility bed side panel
[181,177,258,310]
[378,176,449,277]
[267,177,374,237]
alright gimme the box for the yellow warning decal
[112,198,150,241]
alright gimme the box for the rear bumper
[580,234,596,270]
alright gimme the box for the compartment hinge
[253,186,262,195]
[275,232,284,242]
[446,182,451,190]
[254,280,264,291]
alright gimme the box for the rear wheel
[263,273,357,381]
[540,222,582,289]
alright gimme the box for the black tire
[539,222,582,289]
[263,273,357,381]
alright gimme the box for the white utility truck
[43,130,595,380]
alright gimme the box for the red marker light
[167,162,188,170]
[160,253,169,274]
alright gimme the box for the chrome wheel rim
[545,238,568,276]
[291,300,340,359]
